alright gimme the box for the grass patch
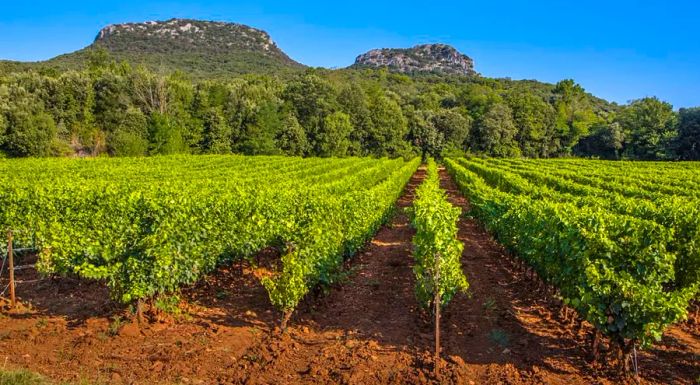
[108,315,123,336]
[0,369,48,385]
[0,369,97,385]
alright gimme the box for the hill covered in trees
[0,19,698,160]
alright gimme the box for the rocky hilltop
[94,19,294,62]
[353,44,476,76]
[42,18,304,77]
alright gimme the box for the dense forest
[0,50,698,160]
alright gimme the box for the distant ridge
[3,18,305,77]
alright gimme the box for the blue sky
[1,1,699,107]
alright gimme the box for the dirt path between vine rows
[0,168,697,385]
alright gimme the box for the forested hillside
[0,19,698,160]
[0,19,304,77]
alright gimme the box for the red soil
[0,168,697,385]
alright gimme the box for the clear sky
[1,1,698,107]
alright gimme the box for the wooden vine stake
[281,309,293,333]
[7,230,16,308]
[591,329,601,364]
[136,299,144,324]
[434,252,441,379]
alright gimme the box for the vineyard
[0,155,419,323]
[0,155,698,385]
[445,157,700,371]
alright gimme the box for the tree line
[0,54,698,160]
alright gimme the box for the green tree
[93,72,130,133]
[0,109,5,149]
[431,109,471,156]
[316,111,352,157]
[166,74,200,152]
[282,74,338,155]
[406,108,444,159]
[0,85,58,157]
[412,90,442,111]
[458,83,503,121]
[86,47,115,72]
[552,80,598,155]
[191,82,224,152]
[506,91,556,157]
[276,110,309,156]
[366,89,409,157]
[338,83,373,155]
[574,122,625,159]
[473,103,520,157]
[618,97,676,160]
[148,112,188,155]
[55,71,96,149]
[674,107,700,160]
[225,77,283,153]
[109,106,149,156]
[237,102,282,155]
[199,107,232,154]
